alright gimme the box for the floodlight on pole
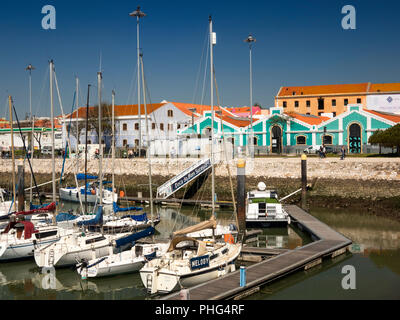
[130,6,146,154]
[244,34,256,157]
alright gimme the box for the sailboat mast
[76,77,79,172]
[111,89,115,208]
[209,16,215,213]
[8,96,16,212]
[84,84,91,214]
[140,54,153,223]
[50,60,56,208]
[26,64,35,204]
[97,72,103,206]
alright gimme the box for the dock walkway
[161,205,352,300]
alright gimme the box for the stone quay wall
[1,157,399,181]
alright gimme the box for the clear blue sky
[1,0,400,118]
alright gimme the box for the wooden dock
[161,205,352,300]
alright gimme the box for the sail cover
[173,215,217,237]
[115,226,155,248]
[76,174,98,180]
[77,206,103,227]
[113,202,143,213]
[121,213,148,222]
[16,202,56,216]
[56,212,78,222]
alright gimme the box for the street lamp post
[244,34,256,157]
[130,6,146,156]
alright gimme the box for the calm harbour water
[0,202,399,300]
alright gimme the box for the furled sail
[113,202,143,213]
[76,206,103,227]
[114,226,155,248]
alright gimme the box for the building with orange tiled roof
[179,104,400,154]
[275,82,400,117]
[59,99,400,155]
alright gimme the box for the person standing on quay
[340,146,346,160]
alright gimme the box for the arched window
[253,136,258,146]
[322,135,333,145]
[296,135,306,145]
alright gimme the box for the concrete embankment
[0,157,399,220]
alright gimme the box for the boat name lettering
[190,255,210,270]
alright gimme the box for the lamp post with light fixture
[130,6,146,154]
[244,34,256,157]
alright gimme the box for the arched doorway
[348,123,361,153]
[271,126,282,154]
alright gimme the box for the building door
[271,126,282,154]
[349,123,361,153]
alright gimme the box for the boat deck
[161,205,352,300]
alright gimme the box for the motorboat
[246,182,291,228]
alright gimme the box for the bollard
[301,154,307,210]
[236,159,246,234]
[240,266,246,287]
[179,289,190,300]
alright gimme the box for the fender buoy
[91,189,96,195]
[120,191,125,198]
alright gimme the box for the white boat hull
[140,243,241,294]
[59,188,117,205]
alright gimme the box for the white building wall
[366,94,400,114]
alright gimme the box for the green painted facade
[178,105,398,153]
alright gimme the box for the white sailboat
[139,217,241,294]
[75,45,165,278]
[139,16,241,295]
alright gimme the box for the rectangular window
[177,124,181,129]
[294,101,299,108]
[123,139,127,146]
[135,123,139,130]
[152,123,156,130]
[306,100,310,107]
[318,112,322,116]
[160,123,164,131]
[357,98,361,104]
[283,101,287,108]
[333,112,337,117]
[123,123,127,131]
[167,110,173,117]
[332,99,336,107]
[318,98,324,110]
[344,98,348,106]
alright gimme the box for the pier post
[301,154,307,210]
[17,165,25,212]
[237,159,246,234]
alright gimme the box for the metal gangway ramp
[156,158,212,199]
